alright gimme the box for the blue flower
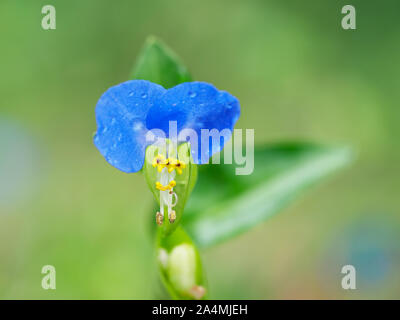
[94,80,240,173]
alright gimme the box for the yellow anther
[167,158,175,173]
[155,180,176,191]
[165,158,186,175]
[174,160,186,175]
[152,154,164,166]
[152,154,167,172]
[155,182,166,191]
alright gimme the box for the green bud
[167,244,197,292]
[157,226,206,300]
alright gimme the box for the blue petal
[94,80,166,172]
[146,82,240,164]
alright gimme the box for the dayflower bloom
[94,80,240,224]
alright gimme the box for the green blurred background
[1,0,399,299]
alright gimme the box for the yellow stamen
[164,158,186,174]
[152,154,167,172]
[155,180,176,191]
[175,160,186,175]
[166,158,175,173]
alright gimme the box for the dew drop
[189,91,197,98]
[141,93,147,99]
[132,120,144,131]
[128,91,134,97]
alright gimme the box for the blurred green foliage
[131,36,191,88]
[1,0,399,299]
[185,143,353,248]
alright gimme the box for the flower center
[152,155,186,225]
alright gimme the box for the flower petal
[146,82,240,164]
[94,80,166,172]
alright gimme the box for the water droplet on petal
[132,120,144,132]
[128,91,134,97]
[141,93,147,99]
[111,118,116,125]
[189,91,197,98]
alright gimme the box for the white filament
[158,168,177,218]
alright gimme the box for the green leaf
[131,36,191,88]
[182,142,354,248]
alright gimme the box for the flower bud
[157,227,206,300]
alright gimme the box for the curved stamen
[169,191,178,207]
[155,180,176,191]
